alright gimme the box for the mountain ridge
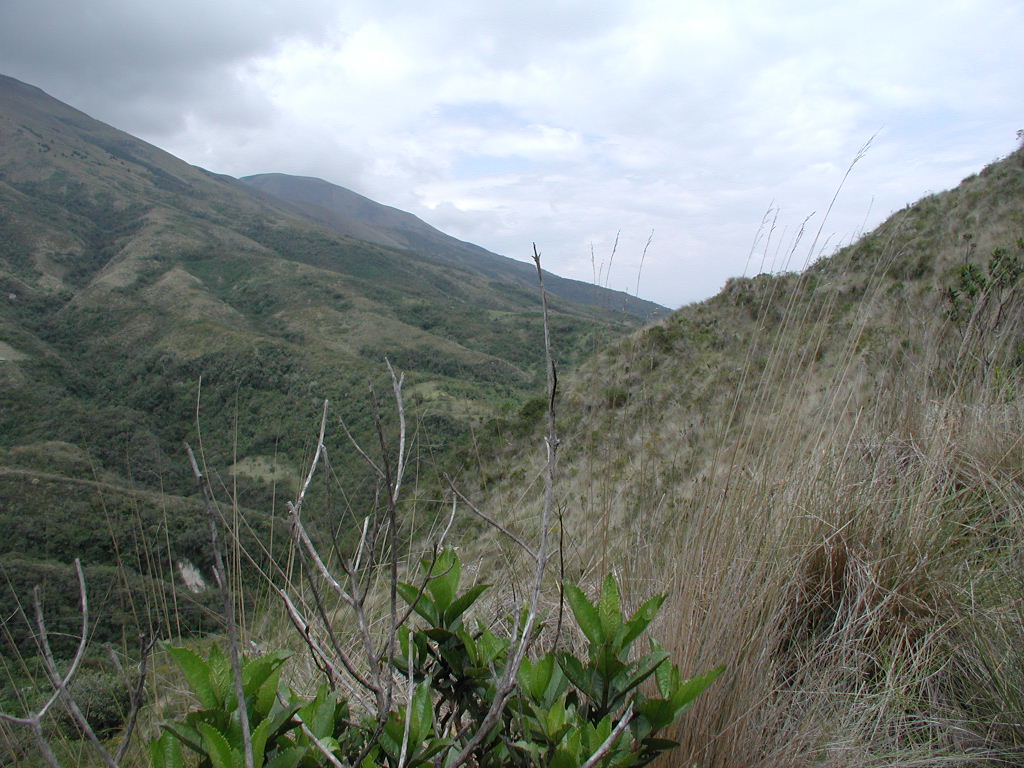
[238,171,666,320]
[0,72,659,602]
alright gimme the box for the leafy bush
[57,671,130,739]
[153,550,722,768]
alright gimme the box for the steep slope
[239,172,667,322]
[0,73,653,498]
[0,73,660,650]
[452,148,1024,766]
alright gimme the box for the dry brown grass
[448,214,1024,766]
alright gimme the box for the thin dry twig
[444,475,538,562]
[186,442,254,768]
[447,243,558,767]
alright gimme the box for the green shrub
[153,550,722,768]
[58,671,130,739]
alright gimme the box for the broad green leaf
[161,721,204,755]
[564,583,603,645]
[224,709,245,753]
[360,745,381,768]
[640,737,680,753]
[242,650,291,697]
[594,715,613,746]
[443,583,490,628]
[249,717,273,768]
[556,653,592,699]
[426,549,460,612]
[594,644,626,681]
[512,740,544,763]
[255,665,283,720]
[166,646,216,709]
[545,697,567,740]
[551,728,582,768]
[397,581,438,625]
[635,698,676,732]
[149,731,183,768]
[424,627,455,643]
[185,708,229,735]
[266,698,302,739]
[650,641,674,699]
[207,645,232,708]
[456,628,479,666]
[197,721,240,768]
[621,594,665,648]
[623,650,670,696]
[597,574,623,643]
[298,685,336,739]
[420,737,453,762]
[476,629,509,667]
[543,661,569,705]
[379,716,404,758]
[518,654,554,701]
[671,665,725,714]
[264,745,308,768]
[409,683,434,746]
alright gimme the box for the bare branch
[385,359,408,505]
[277,587,378,701]
[580,706,634,768]
[444,476,538,562]
[288,399,330,519]
[0,560,95,768]
[115,635,156,764]
[397,640,415,768]
[0,562,89,730]
[284,408,385,712]
[186,442,253,768]
[447,244,558,767]
[29,718,62,768]
[33,563,117,768]
[340,417,385,481]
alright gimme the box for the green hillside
[239,172,667,320]
[0,73,658,497]
[0,73,658,665]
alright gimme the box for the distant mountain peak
[239,172,668,322]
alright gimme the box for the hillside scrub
[3,148,1024,766]
[0,250,720,768]
[442,150,1024,765]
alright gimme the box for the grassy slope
[449,148,1024,766]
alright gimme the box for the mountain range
[0,72,663,497]
[0,72,663,654]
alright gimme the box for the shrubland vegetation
[3,72,1024,766]
[448,148,1024,766]
[0,72,656,688]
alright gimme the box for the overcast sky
[1,0,1020,308]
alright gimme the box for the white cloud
[1,0,1021,307]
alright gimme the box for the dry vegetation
[449,151,1024,766]
[3,146,1024,767]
